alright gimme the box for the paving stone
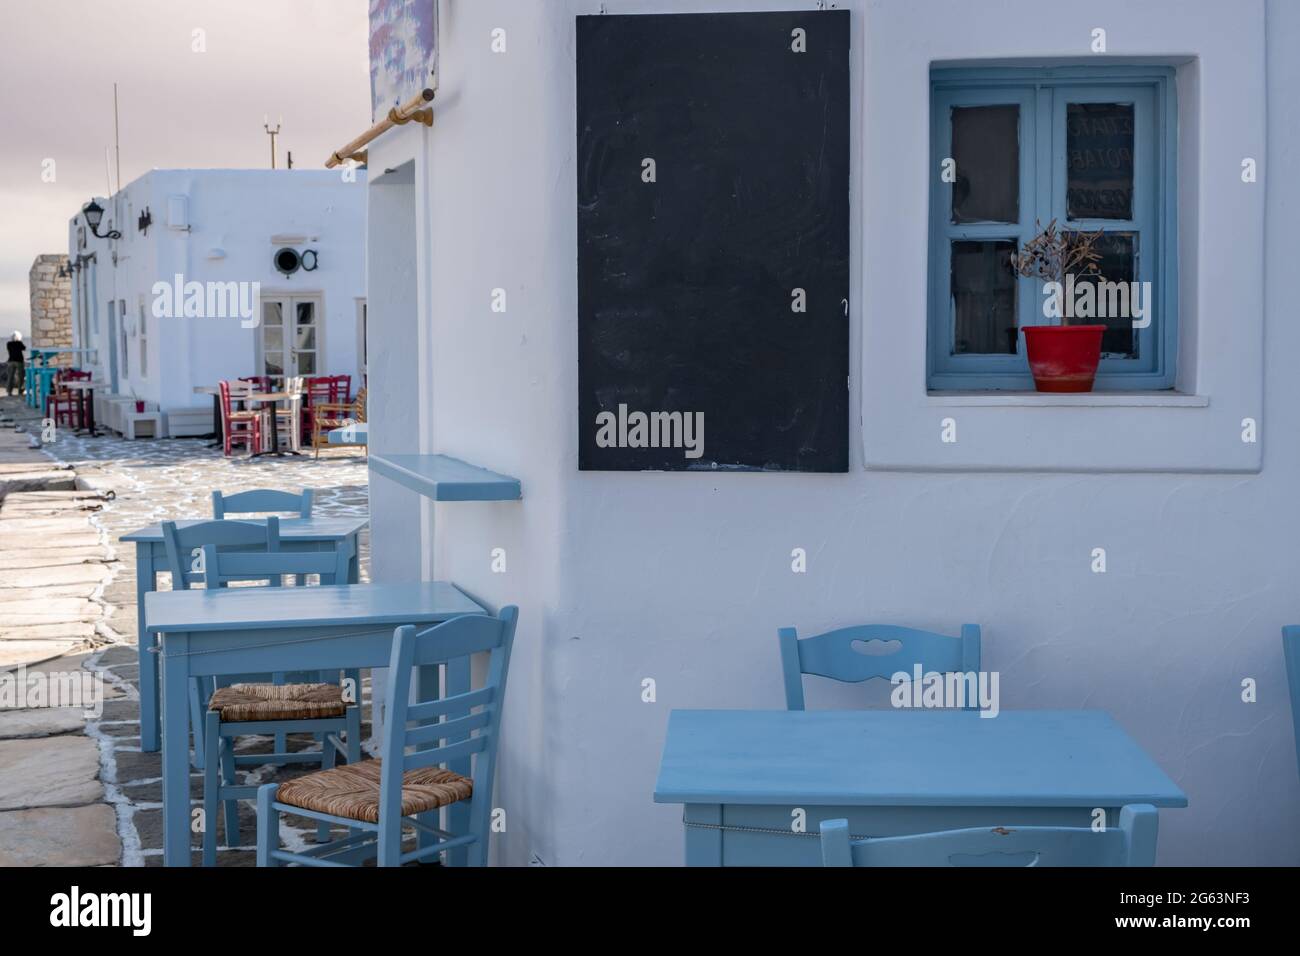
[0,639,86,669]
[111,747,162,783]
[99,699,143,721]
[0,549,109,570]
[0,706,86,738]
[120,774,204,804]
[94,717,140,736]
[0,621,97,642]
[0,805,120,866]
[97,646,137,666]
[0,565,109,589]
[0,735,102,809]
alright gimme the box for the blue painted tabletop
[120,515,369,543]
[654,709,1188,808]
[328,422,368,444]
[369,453,521,501]
[145,581,484,633]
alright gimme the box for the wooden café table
[655,708,1187,866]
[145,581,487,866]
[121,515,368,754]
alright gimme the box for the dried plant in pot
[1012,220,1107,392]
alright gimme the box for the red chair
[329,375,352,405]
[301,377,335,444]
[44,369,91,430]
[238,375,272,393]
[219,380,264,457]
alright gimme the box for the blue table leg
[684,805,724,866]
[162,632,193,866]
[136,546,160,752]
[346,534,360,584]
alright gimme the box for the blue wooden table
[145,581,487,866]
[654,709,1187,866]
[121,515,368,753]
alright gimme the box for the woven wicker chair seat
[208,682,347,722]
[275,760,473,823]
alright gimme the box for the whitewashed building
[353,0,1300,866]
[66,169,366,436]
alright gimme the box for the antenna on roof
[264,114,283,169]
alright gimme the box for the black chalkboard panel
[577,10,850,472]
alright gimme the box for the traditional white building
[355,0,1300,867]
[67,169,366,436]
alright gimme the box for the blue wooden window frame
[928,66,1178,391]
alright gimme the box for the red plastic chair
[219,380,264,457]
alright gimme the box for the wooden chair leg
[203,712,221,866]
[220,733,239,849]
[189,678,208,770]
[256,784,279,867]
[314,731,334,844]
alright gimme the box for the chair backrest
[820,805,1158,867]
[354,386,368,423]
[379,607,519,827]
[218,380,247,419]
[161,518,275,590]
[283,375,305,398]
[1283,627,1300,780]
[330,374,352,404]
[779,623,980,710]
[212,487,313,519]
[200,522,348,588]
[239,374,271,393]
[305,377,334,408]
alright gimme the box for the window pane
[263,327,283,352]
[951,240,1018,355]
[1067,102,1134,220]
[1069,232,1138,357]
[294,326,316,350]
[263,302,283,326]
[264,351,284,377]
[295,351,317,375]
[951,105,1019,224]
[296,302,315,326]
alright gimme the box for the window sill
[926,390,1208,408]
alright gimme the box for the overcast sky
[0,0,370,336]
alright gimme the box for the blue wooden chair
[212,487,313,519]
[819,805,1158,866]
[197,536,362,865]
[778,623,981,710]
[256,606,518,867]
[160,518,277,769]
[1283,627,1300,780]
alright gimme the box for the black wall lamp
[82,200,121,239]
[138,206,152,235]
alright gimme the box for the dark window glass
[1067,103,1134,220]
[951,240,1018,355]
[1069,232,1138,357]
[951,105,1019,224]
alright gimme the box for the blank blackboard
[577,10,850,472]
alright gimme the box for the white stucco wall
[68,169,366,424]
[367,0,1300,865]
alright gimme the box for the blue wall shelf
[369,453,522,502]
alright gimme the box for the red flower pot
[1022,325,1105,392]
[135,400,145,413]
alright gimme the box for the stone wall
[27,254,72,367]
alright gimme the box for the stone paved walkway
[0,395,371,865]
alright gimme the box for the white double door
[259,295,321,378]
